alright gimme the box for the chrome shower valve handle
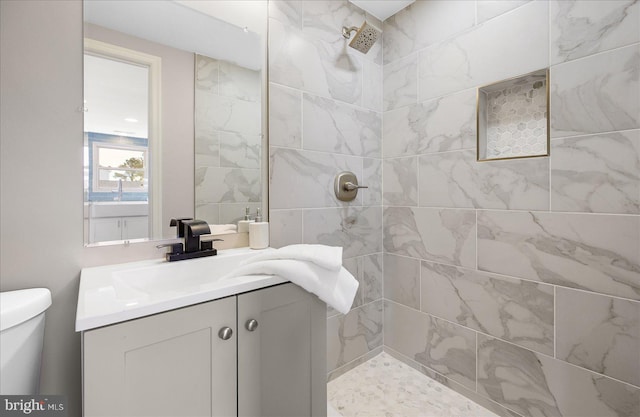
[334,171,368,202]
[343,182,368,192]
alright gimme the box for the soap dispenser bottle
[249,208,269,250]
[238,206,253,233]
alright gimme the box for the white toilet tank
[0,288,52,394]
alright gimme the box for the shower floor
[327,352,499,417]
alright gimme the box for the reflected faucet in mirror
[112,179,123,202]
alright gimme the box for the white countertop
[76,247,285,332]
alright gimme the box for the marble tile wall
[194,54,262,224]
[416,1,549,103]
[550,130,640,214]
[384,300,477,390]
[477,335,639,417]
[267,0,639,413]
[383,88,477,157]
[550,43,639,138]
[382,1,640,417]
[267,1,384,379]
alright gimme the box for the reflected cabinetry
[89,216,148,242]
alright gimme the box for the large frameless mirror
[82,0,267,246]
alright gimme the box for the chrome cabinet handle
[245,319,259,332]
[343,181,368,191]
[218,326,233,340]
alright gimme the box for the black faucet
[158,218,221,262]
[169,217,192,238]
[182,219,211,253]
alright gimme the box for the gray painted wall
[1,2,84,413]
[1,1,193,415]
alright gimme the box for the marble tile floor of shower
[327,352,499,417]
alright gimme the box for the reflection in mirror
[82,1,267,246]
[83,42,158,244]
[194,54,262,232]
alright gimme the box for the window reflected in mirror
[83,43,158,245]
[92,140,147,195]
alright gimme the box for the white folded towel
[240,244,343,271]
[225,259,358,314]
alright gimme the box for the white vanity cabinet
[89,216,148,243]
[88,202,149,243]
[120,216,149,240]
[82,282,327,417]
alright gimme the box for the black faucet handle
[156,242,184,255]
[201,238,223,251]
[169,218,193,238]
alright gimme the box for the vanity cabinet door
[83,296,237,417]
[89,217,121,243]
[237,283,327,417]
[121,216,148,240]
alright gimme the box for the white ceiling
[84,1,263,71]
[83,1,266,138]
[84,55,149,138]
[349,0,415,21]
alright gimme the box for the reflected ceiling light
[124,118,138,123]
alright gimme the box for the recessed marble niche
[477,69,549,161]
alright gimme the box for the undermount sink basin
[76,247,284,331]
[90,201,148,218]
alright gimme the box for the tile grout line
[384,204,640,217]
[380,57,385,298]
[418,252,422,313]
[550,39,640,68]
[550,127,640,141]
[553,285,557,359]
[475,326,479,393]
[475,209,479,272]
[327,345,384,382]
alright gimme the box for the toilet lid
[0,288,52,331]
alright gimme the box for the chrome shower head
[342,21,381,54]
